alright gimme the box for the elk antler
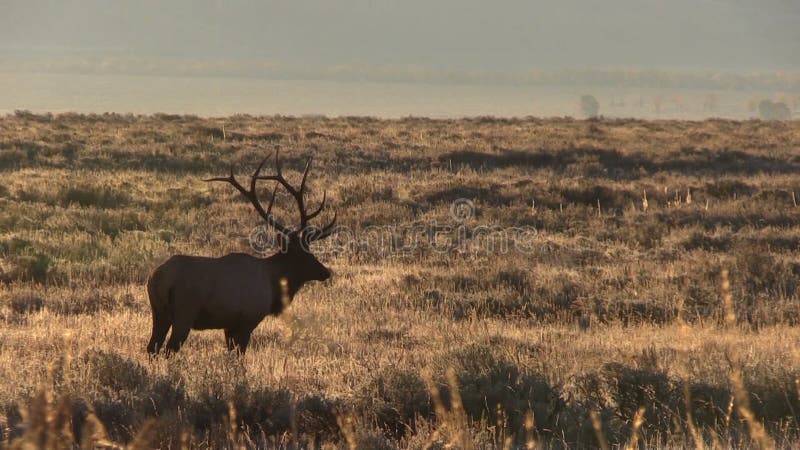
[205,152,336,242]
[256,150,336,242]
[204,154,292,237]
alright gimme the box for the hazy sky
[2,0,799,71]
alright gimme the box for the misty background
[1,0,799,117]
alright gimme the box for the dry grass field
[1,111,799,448]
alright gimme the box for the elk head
[204,151,336,283]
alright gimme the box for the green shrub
[84,350,149,393]
[360,366,432,436]
[0,148,26,169]
[59,184,131,209]
[14,253,53,282]
[0,237,33,255]
[9,291,45,315]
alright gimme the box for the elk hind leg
[164,315,193,355]
[147,311,172,355]
[165,326,191,355]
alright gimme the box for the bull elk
[146,152,336,355]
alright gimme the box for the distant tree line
[758,100,792,120]
[580,95,600,118]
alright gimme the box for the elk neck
[262,250,309,301]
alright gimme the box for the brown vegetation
[1,112,799,448]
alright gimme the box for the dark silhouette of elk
[146,152,336,355]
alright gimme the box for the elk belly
[192,305,243,330]
[190,291,272,330]
[192,301,243,330]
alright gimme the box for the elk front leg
[227,327,254,354]
[224,329,237,352]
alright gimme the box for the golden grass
[1,112,799,448]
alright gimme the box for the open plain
[1,112,799,448]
